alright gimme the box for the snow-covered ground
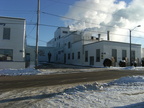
[0,66,144,108]
[0,75,144,108]
[0,66,144,76]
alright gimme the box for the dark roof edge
[84,40,141,46]
[0,16,25,20]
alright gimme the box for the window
[91,36,94,40]
[68,53,70,60]
[0,49,13,61]
[68,42,71,48]
[122,50,127,60]
[3,28,10,40]
[96,49,100,62]
[78,52,80,59]
[131,50,135,61]
[63,31,68,34]
[112,49,117,62]
[72,53,74,59]
[59,43,60,47]
[38,50,45,56]
[85,51,88,62]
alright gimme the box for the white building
[47,27,141,67]
[26,46,55,67]
[0,16,26,69]
[142,48,144,59]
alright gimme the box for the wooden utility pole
[35,0,40,68]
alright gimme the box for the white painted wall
[26,46,55,66]
[0,17,26,69]
[84,41,141,67]
[84,41,104,67]
[142,48,144,58]
[46,27,142,67]
[0,62,25,69]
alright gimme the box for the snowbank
[0,66,144,76]
[0,68,40,76]
[108,76,144,86]
[31,75,144,108]
[0,75,144,108]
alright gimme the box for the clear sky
[1,0,144,47]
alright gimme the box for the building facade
[0,17,26,69]
[26,46,55,67]
[142,48,144,59]
[47,27,141,67]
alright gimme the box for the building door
[90,56,94,65]
[64,54,66,64]
[112,49,117,62]
[131,50,135,61]
[25,53,30,68]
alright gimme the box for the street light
[129,25,141,66]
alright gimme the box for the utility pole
[35,0,40,68]
[129,30,132,66]
[129,25,141,66]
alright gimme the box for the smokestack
[107,31,110,41]
[98,34,101,41]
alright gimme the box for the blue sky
[1,0,143,47]
[0,0,78,46]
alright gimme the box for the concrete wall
[46,27,142,67]
[26,46,55,66]
[84,41,141,67]
[84,41,104,67]
[142,48,144,58]
[0,17,26,69]
[0,62,25,69]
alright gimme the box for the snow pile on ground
[111,66,144,71]
[30,75,144,108]
[0,68,40,76]
[108,76,144,86]
[1,76,144,108]
[0,65,144,76]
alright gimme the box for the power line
[3,20,143,39]
[41,11,144,33]
[27,35,47,43]
[46,0,127,18]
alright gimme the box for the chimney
[107,31,110,41]
[98,34,101,41]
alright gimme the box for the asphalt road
[0,69,144,91]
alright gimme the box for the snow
[0,68,40,76]
[0,66,144,108]
[0,66,144,76]
[30,76,144,108]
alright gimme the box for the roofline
[84,40,141,46]
[27,45,55,48]
[0,16,25,20]
[57,27,69,29]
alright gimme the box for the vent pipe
[98,34,101,41]
[107,31,110,41]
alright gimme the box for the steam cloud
[64,0,144,43]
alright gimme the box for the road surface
[0,69,144,91]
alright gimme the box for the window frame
[78,52,80,59]
[112,49,117,62]
[3,28,11,40]
[85,51,88,62]
[96,49,100,62]
[0,49,13,61]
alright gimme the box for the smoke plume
[64,0,144,43]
